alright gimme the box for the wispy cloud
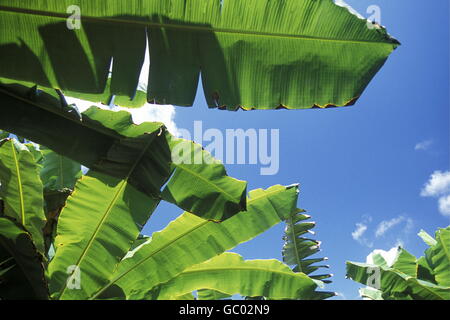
[351,216,373,247]
[352,223,368,241]
[375,216,413,238]
[421,171,450,217]
[414,139,433,151]
[352,215,414,248]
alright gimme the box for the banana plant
[282,208,335,299]
[0,83,247,222]
[0,0,399,110]
[0,137,331,300]
[346,226,450,300]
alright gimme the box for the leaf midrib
[10,141,25,226]
[58,133,157,299]
[287,214,303,273]
[174,163,241,204]
[174,265,308,279]
[90,186,291,299]
[0,5,396,46]
[161,265,311,298]
[58,178,128,298]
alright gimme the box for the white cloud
[112,104,179,136]
[352,223,368,241]
[438,195,450,217]
[421,171,450,197]
[375,216,407,238]
[352,216,374,248]
[414,139,433,151]
[352,215,413,248]
[421,171,450,218]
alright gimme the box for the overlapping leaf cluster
[346,227,450,300]
[0,101,332,300]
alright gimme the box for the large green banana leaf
[282,208,334,299]
[346,227,450,300]
[0,216,48,299]
[91,184,299,300]
[0,139,46,255]
[0,0,399,110]
[151,252,317,300]
[48,170,160,300]
[423,227,450,287]
[0,83,247,220]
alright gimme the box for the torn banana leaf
[0,83,247,221]
[282,208,334,299]
[0,0,399,110]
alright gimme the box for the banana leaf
[48,170,160,300]
[347,229,450,300]
[0,216,48,299]
[0,83,247,221]
[423,227,450,287]
[91,184,299,300]
[346,260,450,300]
[0,0,399,110]
[282,208,334,299]
[151,252,317,300]
[418,229,437,247]
[0,139,46,255]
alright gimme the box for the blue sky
[141,0,450,299]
